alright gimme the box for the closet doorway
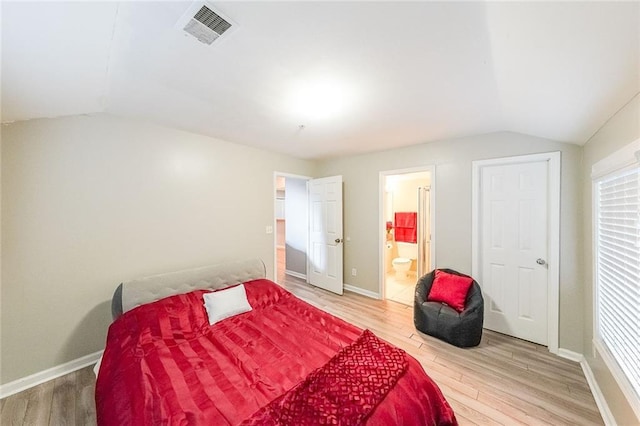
[379,166,435,305]
[274,173,311,284]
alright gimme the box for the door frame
[471,152,560,354]
[378,165,436,299]
[273,172,312,283]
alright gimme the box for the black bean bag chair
[414,268,484,347]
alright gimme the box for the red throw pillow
[427,270,474,312]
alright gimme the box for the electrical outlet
[351,268,357,276]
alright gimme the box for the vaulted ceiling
[2,1,639,159]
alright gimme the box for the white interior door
[308,176,344,294]
[480,161,549,345]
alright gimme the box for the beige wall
[582,93,640,425]
[3,102,637,424]
[392,177,429,212]
[0,113,315,384]
[317,132,584,353]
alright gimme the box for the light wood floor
[1,273,603,426]
[279,276,603,426]
[0,365,95,426]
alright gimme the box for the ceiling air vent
[177,2,236,45]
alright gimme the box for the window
[592,140,640,411]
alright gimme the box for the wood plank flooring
[278,276,603,426]
[1,273,603,425]
[0,367,96,426]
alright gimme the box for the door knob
[335,238,343,243]
[536,258,546,265]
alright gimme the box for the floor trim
[344,284,380,299]
[285,270,306,280]
[580,357,616,426]
[554,348,616,425]
[0,350,103,399]
[557,348,584,363]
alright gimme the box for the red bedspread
[96,279,456,425]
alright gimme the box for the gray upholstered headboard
[111,258,266,320]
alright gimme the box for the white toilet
[392,242,418,279]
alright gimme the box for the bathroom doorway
[379,166,435,305]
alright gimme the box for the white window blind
[595,165,640,402]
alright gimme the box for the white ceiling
[2,1,639,160]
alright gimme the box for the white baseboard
[0,350,103,399]
[558,348,584,363]
[285,270,306,280]
[344,284,381,299]
[580,358,616,426]
[558,348,616,425]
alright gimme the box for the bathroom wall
[391,176,430,212]
[383,190,395,271]
[390,176,429,272]
[384,173,430,279]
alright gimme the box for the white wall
[0,113,315,384]
[582,93,640,425]
[317,132,583,353]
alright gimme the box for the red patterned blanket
[243,329,407,425]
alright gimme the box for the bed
[95,258,457,425]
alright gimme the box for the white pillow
[203,284,252,325]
